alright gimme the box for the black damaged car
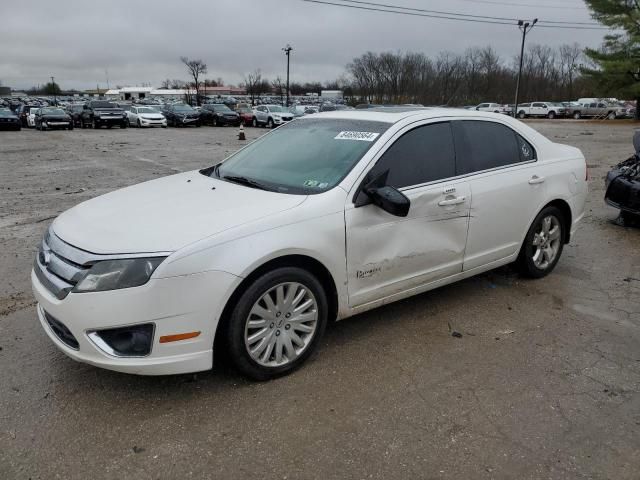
[200,103,240,126]
[35,107,74,130]
[162,104,201,127]
[80,101,127,129]
[0,108,21,131]
[605,130,640,226]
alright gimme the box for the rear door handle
[528,175,546,185]
[438,196,466,207]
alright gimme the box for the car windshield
[237,106,252,113]
[173,105,194,112]
[149,106,163,112]
[137,107,156,113]
[42,108,66,115]
[549,102,564,107]
[212,118,390,195]
[213,104,232,112]
[91,102,116,108]
[268,106,287,112]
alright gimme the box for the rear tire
[573,111,581,120]
[607,111,616,120]
[517,206,565,279]
[225,267,328,381]
[547,111,556,119]
[518,111,526,119]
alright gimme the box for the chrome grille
[34,230,92,300]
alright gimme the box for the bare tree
[180,56,207,105]
[272,76,286,105]
[243,69,262,105]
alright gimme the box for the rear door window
[365,122,456,189]
[452,120,523,175]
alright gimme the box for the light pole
[282,44,293,107]
[514,18,537,118]
[51,76,57,105]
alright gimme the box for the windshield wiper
[222,175,273,191]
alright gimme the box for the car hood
[139,113,165,119]
[52,171,307,254]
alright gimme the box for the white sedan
[125,106,167,128]
[32,108,587,379]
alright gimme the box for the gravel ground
[0,120,639,479]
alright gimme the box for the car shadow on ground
[45,264,522,400]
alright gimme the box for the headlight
[73,257,166,293]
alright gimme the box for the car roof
[300,107,516,124]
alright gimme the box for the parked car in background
[474,103,511,114]
[81,101,127,129]
[32,108,587,379]
[163,104,202,127]
[289,105,319,117]
[516,102,567,119]
[23,105,43,128]
[125,106,167,128]
[66,104,85,127]
[35,107,73,130]
[0,108,21,130]
[16,104,39,127]
[252,104,293,128]
[567,102,626,120]
[235,104,254,126]
[200,104,240,127]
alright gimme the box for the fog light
[88,323,154,357]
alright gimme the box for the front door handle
[529,175,546,185]
[438,196,466,207]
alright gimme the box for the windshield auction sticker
[334,131,380,141]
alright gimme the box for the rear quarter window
[452,120,523,175]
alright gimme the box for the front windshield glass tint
[137,107,155,113]
[268,106,286,112]
[173,105,193,112]
[215,118,390,195]
[43,108,66,115]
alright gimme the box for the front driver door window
[345,122,472,307]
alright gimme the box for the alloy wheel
[244,282,318,367]
[532,215,561,270]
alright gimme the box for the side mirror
[365,186,410,217]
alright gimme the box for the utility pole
[51,76,57,105]
[282,44,293,107]
[514,18,537,118]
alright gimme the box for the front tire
[573,111,581,120]
[226,267,328,381]
[517,206,565,278]
[252,117,258,128]
[547,111,556,119]
[607,111,616,120]
[267,117,274,129]
[518,111,526,119]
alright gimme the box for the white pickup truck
[516,102,567,119]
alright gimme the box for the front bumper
[95,117,126,125]
[32,268,241,375]
[140,118,167,127]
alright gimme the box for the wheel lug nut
[270,323,274,328]
[276,312,281,317]
[285,313,291,318]
[275,330,281,336]
[285,324,291,330]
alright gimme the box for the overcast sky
[1,0,604,90]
